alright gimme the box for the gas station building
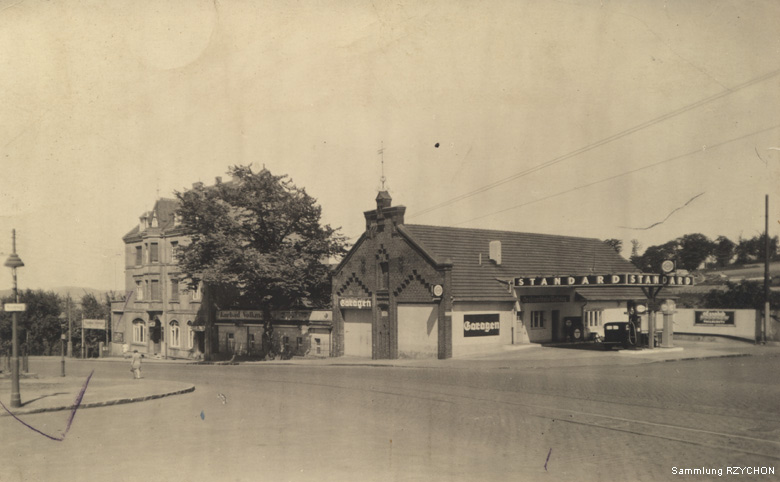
[332,192,692,359]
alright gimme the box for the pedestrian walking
[130,350,143,379]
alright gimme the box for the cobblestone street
[1,346,778,481]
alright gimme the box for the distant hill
[0,286,111,301]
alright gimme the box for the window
[150,243,159,263]
[133,319,145,343]
[586,310,603,328]
[170,278,179,301]
[170,241,179,262]
[192,283,202,301]
[135,246,142,266]
[169,321,180,347]
[135,280,144,301]
[151,280,161,300]
[530,311,545,329]
[187,321,194,349]
[379,262,389,290]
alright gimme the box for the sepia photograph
[1,0,779,480]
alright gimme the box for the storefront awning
[574,287,650,301]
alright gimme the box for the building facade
[111,198,205,359]
[332,192,690,360]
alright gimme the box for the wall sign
[338,297,373,310]
[217,310,264,321]
[513,273,694,288]
[519,295,569,303]
[463,314,500,337]
[695,310,735,325]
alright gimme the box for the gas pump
[626,301,641,347]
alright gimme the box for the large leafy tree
[631,240,678,272]
[703,280,780,310]
[713,235,736,267]
[79,293,110,357]
[735,233,778,264]
[175,165,348,315]
[0,290,62,356]
[677,233,714,271]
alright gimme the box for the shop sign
[82,319,106,330]
[338,297,372,310]
[217,310,264,321]
[695,310,735,325]
[519,295,569,303]
[513,273,694,288]
[463,314,500,337]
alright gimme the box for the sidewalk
[247,338,780,370]
[2,339,773,417]
[0,375,194,417]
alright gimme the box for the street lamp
[4,229,25,408]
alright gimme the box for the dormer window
[151,212,159,228]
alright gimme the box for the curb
[1,385,196,417]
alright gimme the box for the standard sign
[513,273,694,288]
[82,319,106,330]
[3,303,26,312]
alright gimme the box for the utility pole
[763,194,770,344]
[67,296,73,358]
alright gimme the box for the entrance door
[397,304,437,358]
[343,310,372,357]
[374,304,392,359]
[551,310,562,342]
[150,317,163,354]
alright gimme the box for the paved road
[1,352,778,481]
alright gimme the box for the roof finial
[378,141,386,190]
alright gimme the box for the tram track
[247,370,780,462]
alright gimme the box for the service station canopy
[512,273,694,288]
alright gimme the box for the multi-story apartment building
[110,198,205,359]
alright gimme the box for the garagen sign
[338,297,372,310]
[464,314,500,337]
[513,273,694,288]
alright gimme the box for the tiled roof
[122,198,182,242]
[401,224,639,301]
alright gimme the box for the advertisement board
[463,313,500,337]
[694,310,735,325]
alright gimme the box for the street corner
[0,376,195,417]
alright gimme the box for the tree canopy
[175,165,349,313]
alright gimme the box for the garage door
[397,304,437,358]
[343,310,372,357]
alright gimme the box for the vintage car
[601,321,637,349]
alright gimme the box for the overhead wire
[409,67,780,220]
[451,123,780,226]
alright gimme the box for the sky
[1,0,779,292]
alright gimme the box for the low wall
[673,309,758,341]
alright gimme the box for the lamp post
[4,229,25,408]
[58,312,67,377]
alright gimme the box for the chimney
[215,176,222,184]
[489,240,502,265]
